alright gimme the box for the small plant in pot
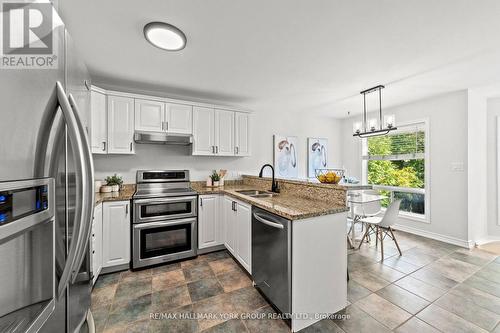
[104,174,123,192]
[210,170,220,187]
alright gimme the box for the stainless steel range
[132,170,198,269]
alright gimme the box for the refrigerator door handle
[68,92,95,284]
[54,82,94,298]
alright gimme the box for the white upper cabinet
[192,106,216,155]
[90,90,107,154]
[134,99,165,132]
[215,109,235,156]
[234,112,250,156]
[107,95,135,154]
[166,103,193,134]
[193,108,247,156]
[88,87,250,156]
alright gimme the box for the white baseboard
[475,236,500,246]
[393,224,473,249]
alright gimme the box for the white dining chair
[357,199,402,260]
[348,190,383,242]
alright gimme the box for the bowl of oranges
[315,169,344,184]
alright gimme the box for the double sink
[235,189,277,198]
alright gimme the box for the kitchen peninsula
[193,175,349,332]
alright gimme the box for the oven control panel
[0,185,49,225]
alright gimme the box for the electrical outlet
[451,162,464,172]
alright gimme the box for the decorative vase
[219,178,224,187]
[100,185,112,193]
[213,181,219,187]
[111,185,119,192]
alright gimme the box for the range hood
[134,131,193,145]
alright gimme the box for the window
[363,120,428,221]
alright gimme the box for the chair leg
[389,227,402,256]
[375,225,379,247]
[357,225,371,250]
[347,235,354,249]
[379,227,384,261]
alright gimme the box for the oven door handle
[133,217,197,229]
[133,196,198,204]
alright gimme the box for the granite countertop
[191,183,348,220]
[94,184,135,206]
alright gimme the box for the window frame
[361,118,431,223]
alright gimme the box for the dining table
[347,191,387,249]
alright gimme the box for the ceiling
[59,0,500,118]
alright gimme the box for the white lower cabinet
[198,195,223,249]
[223,196,237,254]
[91,203,103,284]
[235,200,251,272]
[102,200,131,268]
[223,196,251,273]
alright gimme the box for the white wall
[487,98,500,238]
[93,107,343,183]
[467,90,488,243]
[340,91,470,245]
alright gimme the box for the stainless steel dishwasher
[252,206,292,314]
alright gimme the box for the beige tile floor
[91,231,500,332]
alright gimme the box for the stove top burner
[133,187,197,199]
[132,170,196,199]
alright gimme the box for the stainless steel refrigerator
[0,3,95,332]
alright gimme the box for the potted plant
[210,170,220,187]
[105,174,123,192]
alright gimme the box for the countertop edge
[194,187,349,220]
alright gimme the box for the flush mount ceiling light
[143,22,186,51]
[352,85,397,138]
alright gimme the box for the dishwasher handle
[253,213,284,229]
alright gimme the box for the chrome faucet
[258,164,280,193]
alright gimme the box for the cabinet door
[102,201,130,267]
[198,195,221,249]
[90,90,107,154]
[223,196,236,254]
[235,200,252,273]
[92,203,103,283]
[166,103,193,134]
[107,96,135,154]
[134,99,165,132]
[234,112,250,156]
[215,109,234,156]
[192,106,215,155]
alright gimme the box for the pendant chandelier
[352,85,397,138]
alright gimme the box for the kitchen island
[193,175,348,332]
